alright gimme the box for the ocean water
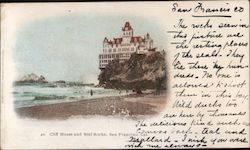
[13,83,130,108]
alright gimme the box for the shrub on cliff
[98,50,167,92]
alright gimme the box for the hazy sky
[13,14,167,83]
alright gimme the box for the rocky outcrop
[16,73,48,83]
[54,80,66,84]
[98,51,167,91]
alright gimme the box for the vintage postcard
[1,1,249,149]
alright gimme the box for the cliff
[98,51,167,91]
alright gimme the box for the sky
[13,14,167,83]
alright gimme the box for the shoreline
[15,92,167,120]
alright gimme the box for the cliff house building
[99,21,154,70]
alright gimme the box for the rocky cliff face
[98,51,167,91]
[17,73,48,83]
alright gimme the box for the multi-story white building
[99,21,154,70]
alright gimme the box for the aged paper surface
[1,1,249,149]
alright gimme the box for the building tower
[145,33,153,50]
[122,21,133,44]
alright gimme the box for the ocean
[13,82,130,108]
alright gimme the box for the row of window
[103,47,135,53]
[99,53,131,59]
[99,56,130,63]
[100,60,112,63]
[99,64,106,68]
[99,58,129,67]
[123,31,132,36]
[103,43,140,48]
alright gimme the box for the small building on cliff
[99,21,154,70]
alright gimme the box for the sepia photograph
[13,18,168,119]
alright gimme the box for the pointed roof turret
[103,37,108,43]
[122,21,132,31]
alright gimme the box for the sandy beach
[15,92,167,120]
